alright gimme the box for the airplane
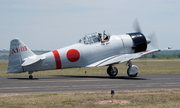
[6,20,170,79]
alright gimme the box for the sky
[0,0,180,51]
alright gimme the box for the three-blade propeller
[132,18,158,49]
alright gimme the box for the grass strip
[0,59,180,77]
[0,89,180,108]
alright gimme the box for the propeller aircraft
[6,20,170,79]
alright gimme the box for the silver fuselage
[23,35,134,72]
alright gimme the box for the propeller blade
[132,18,142,33]
[148,32,159,49]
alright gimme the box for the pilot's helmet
[98,33,102,36]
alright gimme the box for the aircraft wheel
[107,65,118,77]
[29,75,33,79]
[127,65,139,77]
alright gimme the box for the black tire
[127,68,138,77]
[127,65,138,77]
[29,75,33,79]
[107,66,118,77]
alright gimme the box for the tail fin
[6,39,35,73]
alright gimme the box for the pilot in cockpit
[98,33,109,42]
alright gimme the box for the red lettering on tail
[12,49,16,54]
[16,48,19,53]
[24,46,27,51]
[11,46,27,54]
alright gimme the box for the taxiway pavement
[0,74,180,94]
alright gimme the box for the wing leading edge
[86,48,169,67]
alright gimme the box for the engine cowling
[127,32,147,53]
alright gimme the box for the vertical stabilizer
[6,39,35,73]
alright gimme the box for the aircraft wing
[86,48,169,67]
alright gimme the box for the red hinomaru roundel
[66,49,80,62]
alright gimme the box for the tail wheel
[29,75,33,79]
[107,65,118,77]
[28,71,34,79]
[127,65,139,77]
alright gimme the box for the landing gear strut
[107,65,118,77]
[127,60,139,77]
[28,71,34,79]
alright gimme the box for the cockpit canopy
[78,32,111,45]
[78,32,101,45]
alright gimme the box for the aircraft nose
[146,38,151,44]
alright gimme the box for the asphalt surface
[0,74,180,94]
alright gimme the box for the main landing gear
[107,65,118,77]
[127,60,139,77]
[28,71,34,79]
[107,60,139,77]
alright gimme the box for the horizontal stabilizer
[21,55,46,66]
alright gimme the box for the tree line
[0,50,180,60]
[0,50,49,60]
[140,50,180,59]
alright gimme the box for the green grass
[0,90,180,108]
[1,59,180,107]
[1,59,180,77]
